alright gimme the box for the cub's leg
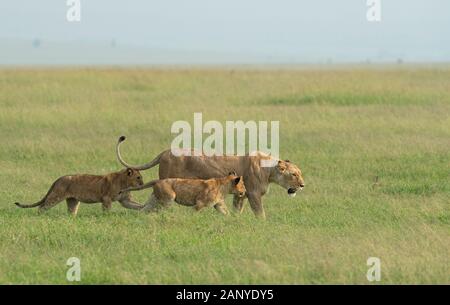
[233,195,246,214]
[141,193,171,213]
[141,194,159,213]
[66,198,80,216]
[194,200,208,212]
[102,197,113,212]
[38,190,66,213]
[214,201,229,215]
[142,184,176,213]
[118,192,145,210]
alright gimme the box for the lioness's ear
[127,168,133,176]
[234,177,241,184]
[277,160,286,172]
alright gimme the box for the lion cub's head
[122,168,144,188]
[227,172,246,198]
[271,160,305,197]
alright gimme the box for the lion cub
[14,168,144,216]
[123,173,246,215]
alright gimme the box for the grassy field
[0,67,449,284]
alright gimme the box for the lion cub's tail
[14,179,58,208]
[14,200,44,208]
[125,179,159,192]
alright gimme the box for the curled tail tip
[118,135,126,143]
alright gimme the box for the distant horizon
[2,38,449,67]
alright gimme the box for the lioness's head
[123,168,144,188]
[227,172,246,198]
[271,160,305,197]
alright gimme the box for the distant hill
[0,38,448,66]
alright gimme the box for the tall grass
[0,67,449,283]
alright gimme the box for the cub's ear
[229,170,237,176]
[234,177,241,184]
[127,168,133,176]
[285,159,290,163]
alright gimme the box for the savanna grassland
[0,66,449,284]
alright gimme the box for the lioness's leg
[233,195,245,214]
[102,197,113,212]
[214,201,229,215]
[66,198,80,216]
[118,193,144,210]
[247,192,266,220]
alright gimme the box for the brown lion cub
[123,173,246,215]
[14,168,144,216]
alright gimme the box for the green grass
[0,67,449,284]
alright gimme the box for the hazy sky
[1,0,449,64]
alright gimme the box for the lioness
[116,136,305,219]
[122,173,246,215]
[14,168,144,216]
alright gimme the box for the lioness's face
[230,175,246,198]
[125,168,144,187]
[272,160,305,197]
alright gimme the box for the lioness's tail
[116,136,165,170]
[14,179,58,208]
